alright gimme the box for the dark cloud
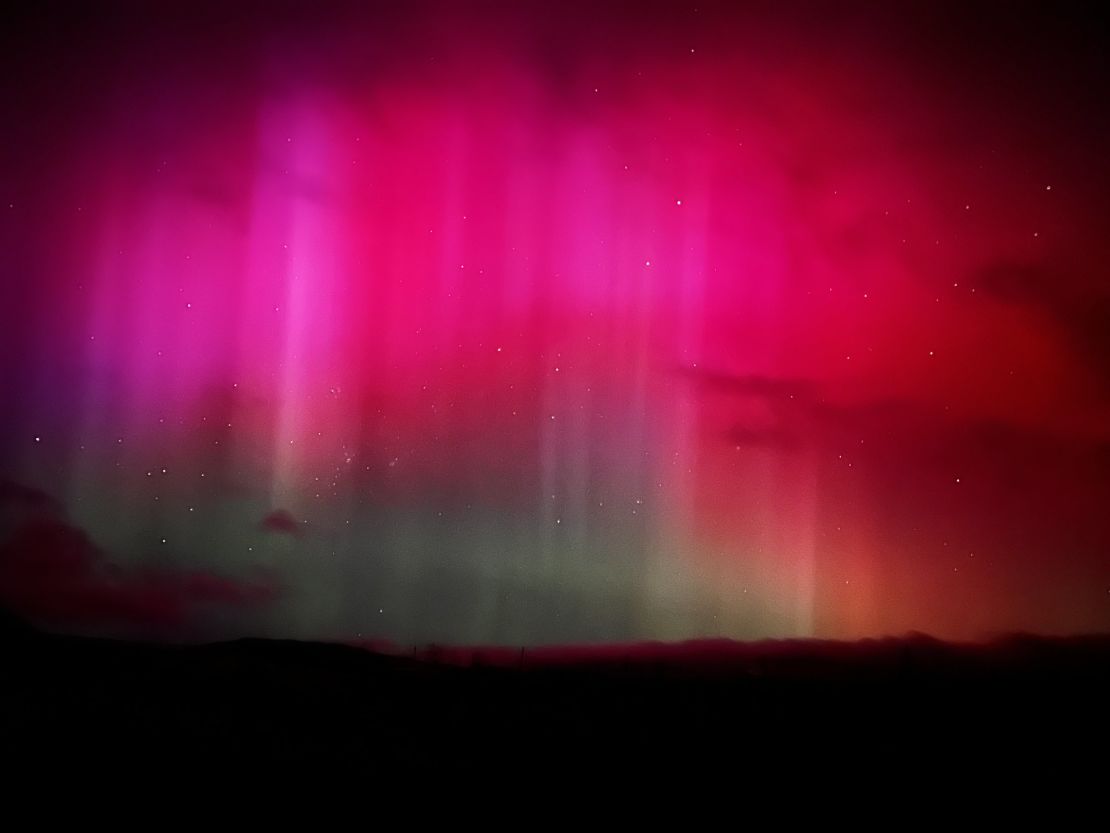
[684,368,931,451]
[0,519,277,631]
[973,261,1110,391]
[260,509,303,537]
[0,479,63,524]
[687,365,1109,470]
[725,424,803,451]
[696,367,1110,574]
[679,368,818,402]
[0,479,63,515]
[681,369,822,451]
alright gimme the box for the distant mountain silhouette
[1,615,1107,785]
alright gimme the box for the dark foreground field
[2,611,1107,785]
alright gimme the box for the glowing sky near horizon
[1,2,1108,644]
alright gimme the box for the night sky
[1,1,1108,645]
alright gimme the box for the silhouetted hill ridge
[2,609,1107,782]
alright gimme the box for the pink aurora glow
[2,4,1108,643]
